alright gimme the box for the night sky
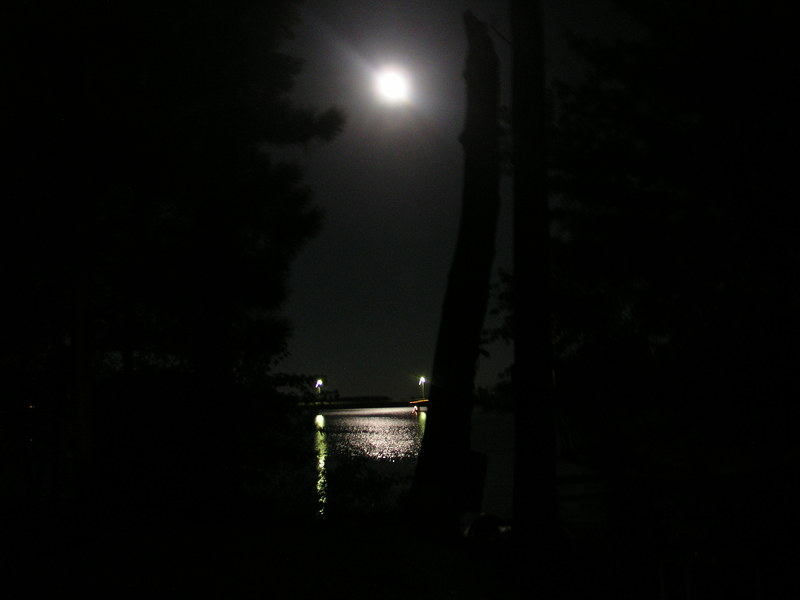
[276,0,622,400]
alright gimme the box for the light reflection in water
[315,414,327,516]
[313,407,426,513]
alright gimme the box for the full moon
[375,67,410,103]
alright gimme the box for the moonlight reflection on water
[314,407,426,515]
[325,408,425,460]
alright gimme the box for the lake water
[311,406,514,519]
[312,407,426,515]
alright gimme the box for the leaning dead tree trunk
[410,11,501,531]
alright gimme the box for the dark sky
[276,0,620,400]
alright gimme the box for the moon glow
[375,67,410,103]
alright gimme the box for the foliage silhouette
[549,0,797,473]
[2,1,344,510]
[484,2,798,562]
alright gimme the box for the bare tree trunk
[511,0,557,596]
[410,11,501,533]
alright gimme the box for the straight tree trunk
[511,0,557,596]
[70,253,94,505]
[411,11,501,533]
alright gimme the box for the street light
[419,376,426,399]
[315,379,323,396]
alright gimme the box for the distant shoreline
[298,397,424,410]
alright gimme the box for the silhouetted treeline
[494,0,798,558]
[552,0,796,459]
[1,1,343,510]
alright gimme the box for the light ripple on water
[321,408,425,461]
[313,407,426,514]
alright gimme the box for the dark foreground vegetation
[6,480,798,599]
[4,474,512,598]
[2,0,342,519]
